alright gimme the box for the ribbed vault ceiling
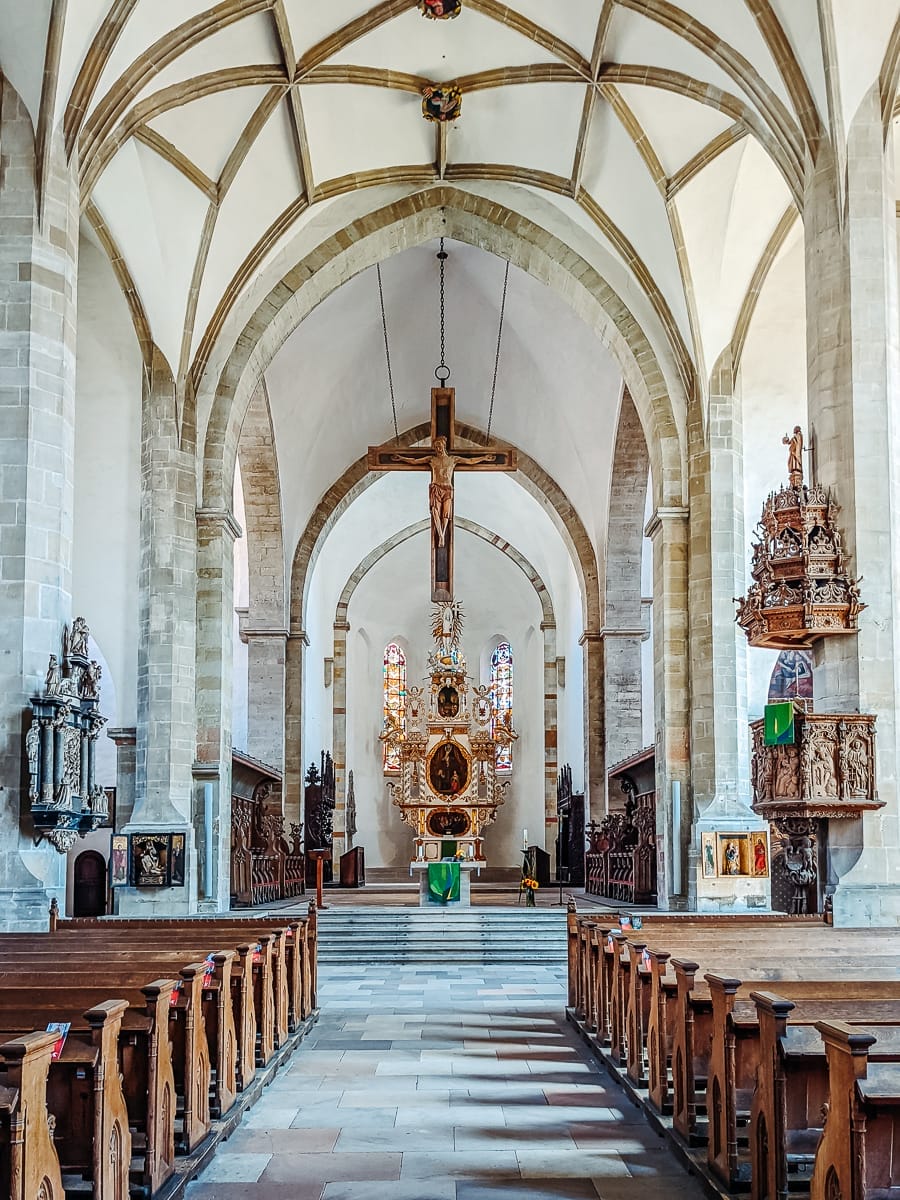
[3,0,900,415]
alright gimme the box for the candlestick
[523,828,528,849]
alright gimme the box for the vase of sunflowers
[520,875,539,907]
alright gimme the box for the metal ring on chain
[435,364,451,383]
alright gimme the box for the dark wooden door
[73,850,107,917]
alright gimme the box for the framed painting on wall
[130,833,171,887]
[110,834,129,887]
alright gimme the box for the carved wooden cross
[368,388,517,602]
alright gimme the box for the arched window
[383,642,406,772]
[490,641,513,770]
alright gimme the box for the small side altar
[382,601,517,886]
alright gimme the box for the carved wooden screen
[383,642,407,771]
[490,641,513,769]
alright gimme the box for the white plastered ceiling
[5,0,899,445]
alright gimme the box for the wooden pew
[751,997,900,1200]
[704,979,900,1189]
[812,1021,900,1200]
[0,1003,132,1200]
[56,909,317,1029]
[0,960,212,1154]
[0,1031,65,1200]
[668,955,900,1145]
[0,980,177,1196]
[55,914,309,1037]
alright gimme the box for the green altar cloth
[427,861,460,903]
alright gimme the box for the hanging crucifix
[368,387,517,602]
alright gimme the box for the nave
[187,962,704,1200]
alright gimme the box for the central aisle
[186,963,707,1200]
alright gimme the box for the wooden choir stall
[230,752,305,907]
[584,747,657,905]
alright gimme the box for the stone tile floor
[186,964,707,1200]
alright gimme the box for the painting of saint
[418,0,462,18]
[753,835,769,877]
[437,685,460,717]
[428,740,470,796]
[422,85,462,123]
[110,835,129,886]
[170,834,186,886]
[701,833,716,878]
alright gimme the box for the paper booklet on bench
[46,1021,71,1061]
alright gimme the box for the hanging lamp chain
[487,259,510,440]
[436,236,450,384]
[376,262,400,444]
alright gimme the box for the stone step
[316,906,567,963]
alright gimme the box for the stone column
[579,631,604,823]
[283,628,308,830]
[194,508,241,911]
[645,507,690,908]
[331,619,351,859]
[239,621,288,771]
[542,620,559,840]
[0,81,79,929]
[688,352,765,910]
[119,350,199,914]
[604,390,650,769]
[804,90,900,924]
[107,728,137,829]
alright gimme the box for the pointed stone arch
[328,518,560,854]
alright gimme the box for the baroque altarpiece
[381,602,517,863]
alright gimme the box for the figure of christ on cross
[368,388,517,602]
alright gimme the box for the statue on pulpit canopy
[782,426,804,487]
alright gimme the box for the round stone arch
[327,518,561,856]
[198,186,688,522]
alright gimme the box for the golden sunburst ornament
[422,84,462,123]
[419,0,462,18]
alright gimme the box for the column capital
[333,621,351,634]
[644,506,689,540]
[196,507,243,541]
[289,628,311,646]
[236,605,289,644]
[579,629,603,646]
[598,626,646,639]
[539,621,557,633]
[107,727,137,747]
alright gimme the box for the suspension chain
[436,237,450,383]
[487,259,510,440]
[376,262,400,444]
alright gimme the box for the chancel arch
[327,517,561,860]
[322,524,547,871]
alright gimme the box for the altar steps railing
[316,907,567,964]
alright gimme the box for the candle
[523,829,528,849]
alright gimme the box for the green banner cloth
[427,861,460,903]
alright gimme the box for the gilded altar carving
[735,428,864,649]
[750,710,881,820]
[382,601,517,863]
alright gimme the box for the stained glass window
[490,641,513,770]
[383,642,406,772]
